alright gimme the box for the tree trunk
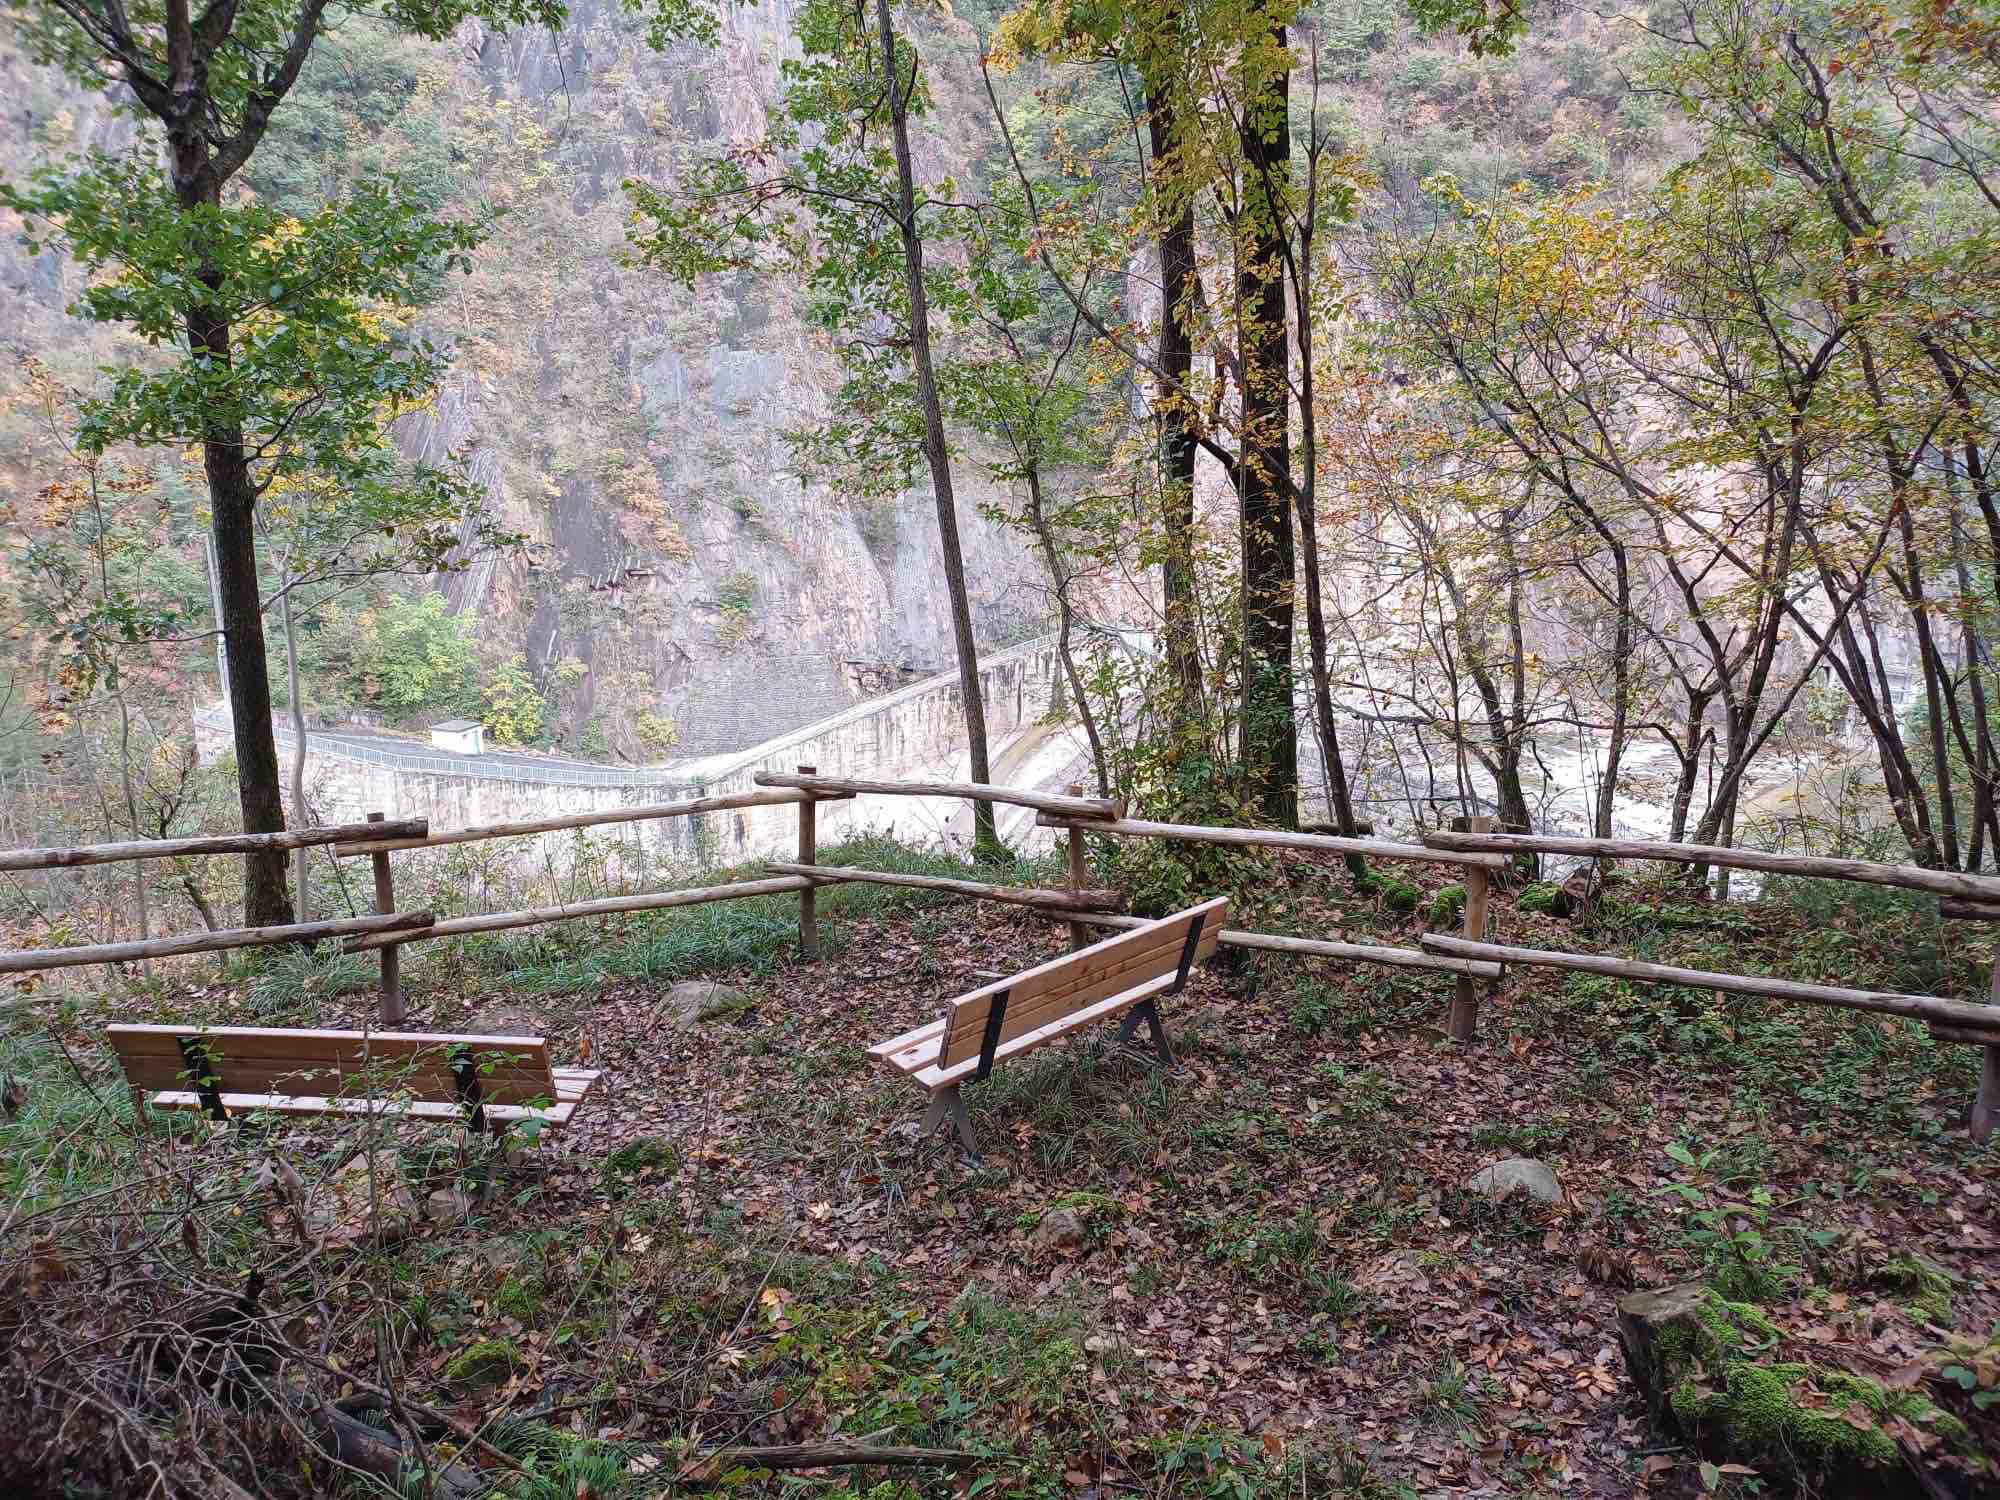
[175,141,292,928]
[1235,28,1297,828]
[1148,89,1203,726]
[282,576,311,922]
[874,0,1002,858]
[1025,471,1109,796]
[207,422,293,926]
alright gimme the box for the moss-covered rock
[1620,1283,1977,1499]
[1872,1253,1957,1325]
[444,1338,523,1392]
[495,1274,544,1322]
[1428,884,1466,926]
[1518,881,1572,917]
[603,1136,678,1180]
[1379,878,1420,914]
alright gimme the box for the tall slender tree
[3,0,598,920]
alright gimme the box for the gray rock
[1464,1156,1565,1205]
[1031,1207,1088,1251]
[311,1151,419,1240]
[656,980,756,1028]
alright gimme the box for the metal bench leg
[921,1085,977,1155]
[1115,999,1175,1068]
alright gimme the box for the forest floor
[6,849,1998,1499]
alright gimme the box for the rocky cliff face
[0,0,1049,760]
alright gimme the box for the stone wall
[194,633,1066,878]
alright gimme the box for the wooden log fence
[327,789,837,858]
[1037,811,1509,872]
[1066,911,1503,980]
[1422,827,2000,904]
[767,861,1126,914]
[755,770,1123,822]
[9,770,1997,1139]
[339,877,815,953]
[0,817,428,872]
[0,910,436,974]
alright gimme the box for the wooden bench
[108,1024,601,1137]
[868,896,1227,1154]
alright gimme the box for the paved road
[302,725,679,780]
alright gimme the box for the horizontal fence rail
[755,771,1124,821]
[340,877,815,953]
[1422,828,2000,903]
[768,861,1126,914]
[1035,812,1509,871]
[329,789,839,858]
[1,910,436,974]
[1420,933,2000,1036]
[0,817,428,872]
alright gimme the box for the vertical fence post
[797,764,819,960]
[1976,958,2000,1144]
[1449,815,1495,1042]
[1065,783,1090,953]
[367,811,404,1025]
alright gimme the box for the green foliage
[1652,1142,1801,1302]
[4,159,475,478]
[1378,877,1420,914]
[354,593,476,716]
[1428,884,1466,926]
[604,1137,680,1180]
[481,656,548,745]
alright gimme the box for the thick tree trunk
[174,140,292,927]
[1236,30,1297,828]
[874,0,1001,858]
[206,416,293,926]
[1148,91,1203,725]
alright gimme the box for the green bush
[481,655,548,745]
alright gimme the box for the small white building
[429,719,485,756]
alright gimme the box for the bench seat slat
[914,971,1178,1090]
[143,1068,603,1125]
[866,1017,944,1065]
[107,1024,548,1057]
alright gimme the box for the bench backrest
[106,1025,556,1106]
[937,897,1228,1072]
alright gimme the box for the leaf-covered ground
[14,856,1999,1498]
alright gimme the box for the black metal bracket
[449,1045,488,1135]
[176,1036,226,1121]
[1170,910,1209,994]
[1115,997,1176,1068]
[974,987,1011,1083]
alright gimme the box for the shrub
[354,592,476,715]
[481,655,548,745]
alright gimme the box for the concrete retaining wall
[195,634,1066,874]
